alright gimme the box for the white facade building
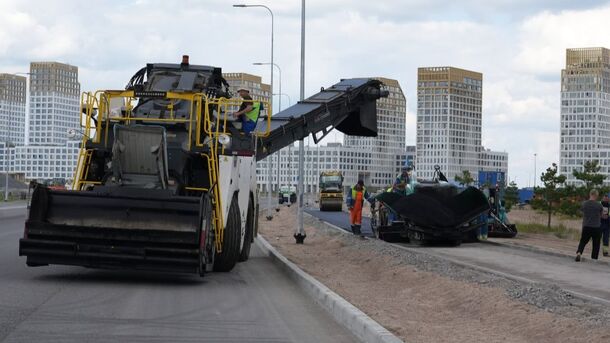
[28,62,80,146]
[0,74,26,174]
[257,142,356,194]
[9,141,80,181]
[559,47,610,185]
[344,77,407,189]
[0,74,26,146]
[3,62,82,182]
[416,66,508,180]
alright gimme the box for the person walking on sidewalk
[576,189,603,261]
[346,180,371,236]
[601,194,610,257]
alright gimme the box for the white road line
[0,205,26,211]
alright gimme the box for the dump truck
[319,171,343,211]
[19,56,388,276]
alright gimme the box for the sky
[1,0,610,187]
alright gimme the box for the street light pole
[254,62,283,198]
[233,4,274,220]
[274,93,291,107]
[295,0,306,244]
[253,63,282,112]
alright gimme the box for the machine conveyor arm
[255,78,388,160]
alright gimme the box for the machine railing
[73,90,271,252]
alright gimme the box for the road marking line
[0,205,26,211]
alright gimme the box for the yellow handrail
[75,90,272,252]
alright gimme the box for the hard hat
[237,86,250,93]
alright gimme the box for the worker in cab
[478,186,490,240]
[346,180,372,236]
[394,164,416,196]
[232,87,261,134]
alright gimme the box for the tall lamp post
[233,4,275,220]
[295,0,306,244]
[254,62,283,198]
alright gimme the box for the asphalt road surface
[307,208,610,304]
[304,208,374,237]
[0,207,356,343]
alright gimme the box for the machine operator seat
[109,125,169,189]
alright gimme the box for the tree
[540,163,566,228]
[455,170,475,186]
[504,181,519,211]
[573,160,605,190]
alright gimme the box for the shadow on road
[31,268,209,287]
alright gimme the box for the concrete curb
[482,239,610,267]
[255,236,403,343]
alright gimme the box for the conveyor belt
[255,78,388,160]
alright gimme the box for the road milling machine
[19,56,388,276]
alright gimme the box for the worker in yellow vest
[232,87,262,134]
[346,180,371,236]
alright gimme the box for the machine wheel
[198,194,215,277]
[407,230,426,245]
[238,199,255,262]
[213,195,241,272]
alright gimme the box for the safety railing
[75,90,271,252]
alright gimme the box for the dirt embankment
[260,207,610,343]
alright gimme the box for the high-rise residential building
[4,62,82,182]
[480,149,508,174]
[416,67,483,180]
[0,73,26,145]
[344,77,406,189]
[28,62,80,146]
[222,72,271,105]
[559,47,610,184]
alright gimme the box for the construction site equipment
[319,171,343,211]
[371,166,489,245]
[478,171,518,238]
[19,57,388,276]
[278,185,297,205]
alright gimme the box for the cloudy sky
[2,0,610,186]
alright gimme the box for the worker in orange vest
[346,180,371,236]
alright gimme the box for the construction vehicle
[371,166,490,245]
[319,171,343,211]
[478,171,518,238]
[19,56,388,276]
[278,185,297,205]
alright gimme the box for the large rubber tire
[198,194,214,277]
[213,196,241,272]
[238,199,255,262]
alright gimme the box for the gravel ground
[261,206,610,343]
